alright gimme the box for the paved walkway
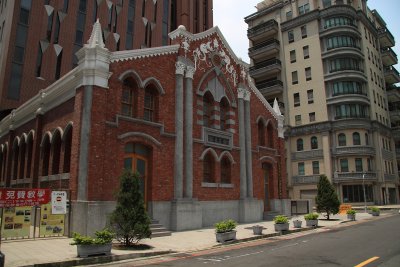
[2,208,399,267]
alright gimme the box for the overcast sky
[214,0,400,70]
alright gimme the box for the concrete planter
[293,220,302,228]
[274,223,289,232]
[347,214,356,221]
[77,243,112,258]
[252,225,264,235]
[216,230,236,243]
[305,219,318,227]
[372,211,380,216]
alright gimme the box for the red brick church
[0,20,287,234]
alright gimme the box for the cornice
[110,44,180,62]
[281,9,320,32]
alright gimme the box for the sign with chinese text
[0,189,50,207]
[51,191,67,214]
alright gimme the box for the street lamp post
[362,173,367,213]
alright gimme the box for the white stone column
[174,61,185,199]
[238,88,247,199]
[184,65,195,199]
[244,90,253,198]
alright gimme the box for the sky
[214,0,400,71]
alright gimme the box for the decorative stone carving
[237,87,250,101]
[86,19,105,48]
[181,37,191,58]
[175,61,186,75]
[185,66,195,79]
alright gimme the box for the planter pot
[76,243,112,258]
[274,223,289,232]
[293,220,302,228]
[252,225,264,235]
[372,211,380,216]
[305,219,318,227]
[347,214,356,221]
[216,230,236,243]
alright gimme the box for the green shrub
[346,209,356,215]
[304,213,319,220]
[370,206,380,212]
[215,219,237,233]
[273,215,289,224]
[71,229,114,245]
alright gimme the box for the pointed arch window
[258,120,266,146]
[338,133,346,146]
[353,132,361,145]
[51,131,62,175]
[63,126,73,173]
[144,85,158,122]
[220,98,229,131]
[311,136,318,149]
[121,77,138,117]
[203,153,215,183]
[11,140,19,180]
[41,136,51,176]
[266,123,274,148]
[18,139,26,179]
[26,134,33,178]
[220,157,231,184]
[203,93,213,128]
[297,138,304,151]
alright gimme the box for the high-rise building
[245,0,399,205]
[0,0,213,117]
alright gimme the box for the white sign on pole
[51,191,67,214]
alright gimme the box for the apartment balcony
[386,85,400,102]
[247,19,279,42]
[255,79,283,97]
[291,149,323,161]
[249,59,281,80]
[319,25,360,39]
[331,146,375,156]
[324,70,367,83]
[378,27,395,48]
[326,93,369,106]
[333,171,377,183]
[381,47,398,67]
[384,66,400,84]
[292,175,320,185]
[248,39,280,62]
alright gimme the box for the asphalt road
[97,214,400,267]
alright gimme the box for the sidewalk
[2,210,397,267]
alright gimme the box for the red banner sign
[0,188,50,207]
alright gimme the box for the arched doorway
[123,143,151,208]
[262,162,274,211]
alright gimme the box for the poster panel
[39,203,65,236]
[51,191,67,214]
[1,206,31,239]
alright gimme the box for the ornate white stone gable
[86,19,105,48]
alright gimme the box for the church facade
[0,21,287,234]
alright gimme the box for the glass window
[343,185,373,203]
[258,121,265,146]
[303,45,309,59]
[307,89,314,104]
[144,91,155,121]
[203,153,215,183]
[294,93,300,107]
[297,138,303,151]
[292,71,298,84]
[355,158,363,172]
[203,94,212,127]
[312,161,319,174]
[340,159,349,172]
[286,10,292,20]
[295,115,302,125]
[298,162,305,175]
[322,0,331,8]
[338,133,346,146]
[288,30,294,43]
[301,25,307,38]
[220,99,229,131]
[220,157,231,184]
[353,132,361,145]
[309,112,316,122]
[311,136,318,149]
[290,50,296,63]
[305,67,311,81]
[8,63,23,100]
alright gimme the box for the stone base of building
[238,198,263,223]
[270,199,291,216]
[170,199,203,231]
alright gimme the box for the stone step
[149,220,171,238]
[151,231,172,238]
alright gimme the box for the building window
[301,25,307,38]
[340,159,349,172]
[305,67,312,81]
[203,93,213,128]
[332,81,363,96]
[353,132,361,145]
[343,185,373,203]
[307,89,314,104]
[327,35,358,50]
[311,136,318,149]
[298,162,305,175]
[322,0,331,8]
[329,58,361,73]
[338,133,346,146]
[324,16,355,29]
[335,104,368,119]
[312,161,320,174]
[203,153,215,183]
[258,121,266,146]
[295,115,302,126]
[286,10,292,20]
[220,98,229,131]
[220,157,231,184]
[35,44,43,77]
[63,0,69,12]
[297,138,304,151]
[355,158,363,172]
[303,45,309,59]
[292,71,298,84]
[365,133,369,145]
[290,49,296,63]
[288,30,294,43]
[298,3,310,15]
[121,78,137,117]
[162,0,169,45]
[55,50,63,79]
[294,93,300,107]
[126,0,136,49]
[46,10,54,42]
[144,90,155,121]
[309,112,316,122]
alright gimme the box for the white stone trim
[111,44,180,62]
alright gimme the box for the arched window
[220,98,229,130]
[338,133,346,146]
[365,133,369,145]
[18,138,26,179]
[220,157,231,184]
[51,130,62,175]
[63,126,73,173]
[26,133,34,178]
[258,120,265,146]
[144,85,158,122]
[0,145,7,183]
[297,138,304,151]
[353,132,360,145]
[203,92,213,128]
[41,135,51,176]
[266,123,274,148]
[311,136,318,149]
[203,152,215,183]
[121,77,138,117]
[11,139,19,180]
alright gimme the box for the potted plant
[346,209,356,221]
[215,219,237,243]
[252,225,265,235]
[292,218,302,228]
[274,215,289,232]
[70,229,114,258]
[304,213,319,227]
[370,206,380,216]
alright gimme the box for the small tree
[109,170,151,246]
[316,175,340,220]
